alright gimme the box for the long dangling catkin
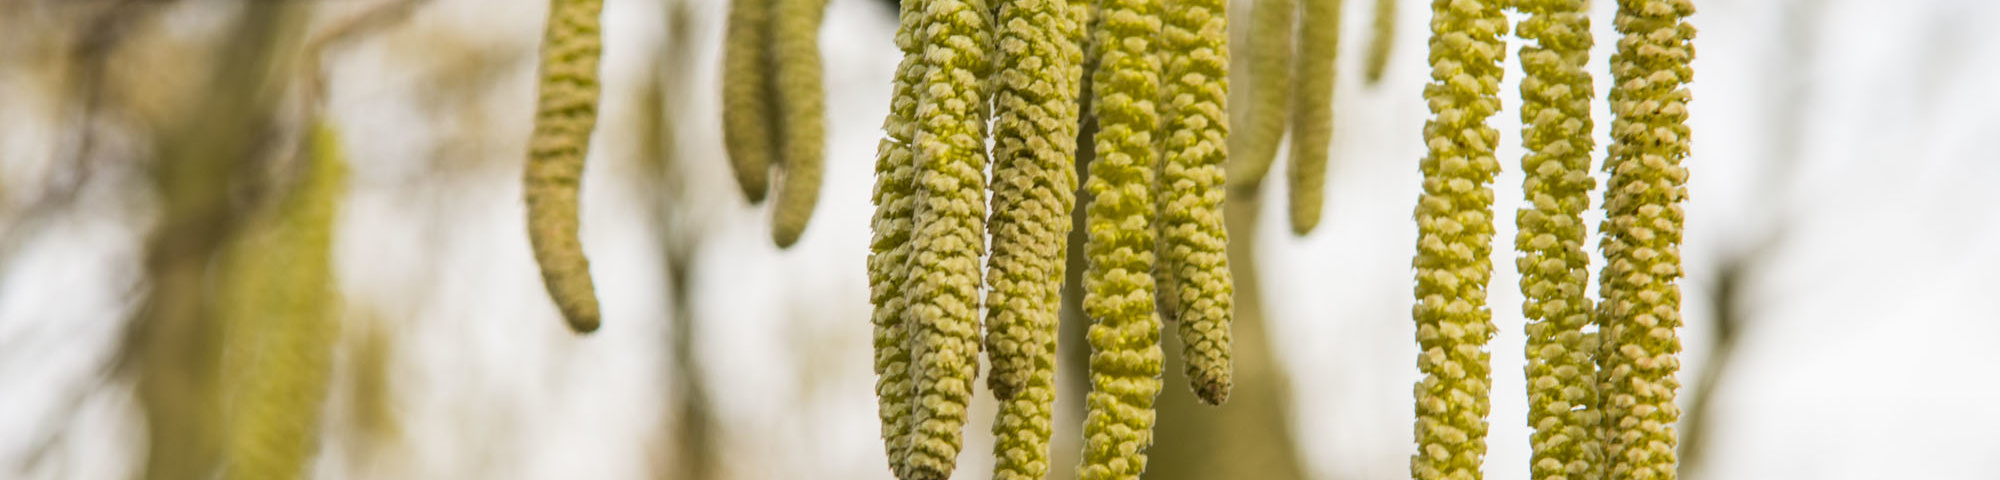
[1225,0,1295,189]
[524,0,605,334]
[1514,0,1602,478]
[1363,0,1396,84]
[1284,0,1339,235]
[1409,0,1505,478]
[985,0,1084,475]
[220,122,346,480]
[722,0,777,203]
[1158,0,1234,405]
[1078,0,1166,475]
[898,0,993,476]
[868,0,929,473]
[769,0,830,248]
[1597,1,1694,479]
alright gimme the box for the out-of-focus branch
[124,4,308,479]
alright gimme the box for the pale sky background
[4,0,2000,479]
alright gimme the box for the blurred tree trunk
[643,5,717,478]
[127,4,306,479]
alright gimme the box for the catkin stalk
[868,0,929,473]
[899,0,994,476]
[722,0,777,203]
[1409,0,1506,478]
[524,0,605,334]
[769,0,829,247]
[1363,0,1396,84]
[1226,0,1296,189]
[221,122,346,480]
[985,0,1084,474]
[1596,1,1694,479]
[1158,0,1235,405]
[1284,0,1339,235]
[1078,0,1166,475]
[1514,0,1602,478]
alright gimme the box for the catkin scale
[722,0,778,203]
[1596,1,1694,479]
[1363,0,1396,84]
[984,0,1083,474]
[523,0,605,334]
[770,0,830,248]
[1409,0,1506,478]
[1158,0,1235,405]
[1227,0,1296,189]
[1078,0,1167,475]
[1285,0,1339,235]
[1515,0,1603,478]
[899,0,995,476]
[869,0,929,472]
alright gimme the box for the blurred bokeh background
[4,0,1999,479]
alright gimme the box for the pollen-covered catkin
[722,0,777,203]
[1077,0,1167,476]
[769,0,830,248]
[985,0,1083,400]
[1409,0,1506,478]
[898,0,994,476]
[1515,0,1602,478]
[220,122,345,480]
[1596,1,1694,479]
[1363,0,1396,84]
[868,0,928,472]
[1285,0,1340,235]
[984,0,1082,474]
[1226,0,1295,189]
[1158,0,1234,405]
[524,0,605,334]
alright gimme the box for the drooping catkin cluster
[1515,0,1602,478]
[722,0,830,247]
[1409,0,1505,478]
[1363,0,1396,84]
[1227,0,1295,189]
[1158,0,1235,405]
[220,122,346,480]
[984,0,1084,475]
[1077,0,1167,476]
[1285,0,1340,234]
[866,0,1243,475]
[523,0,604,334]
[1596,1,1694,479]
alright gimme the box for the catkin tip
[1194,375,1232,406]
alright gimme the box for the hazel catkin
[769,0,830,248]
[1158,0,1235,405]
[523,0,605,334]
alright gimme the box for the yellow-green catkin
[221,122,346,480]
[869,0,928,473]
[1410,0,1506,478]
[524,0,605,334]
[769,0,830,248]
[1158,0,1234,405]
[1596,1,1693,479]
[985,0,1083,474]
[899,0,994,476]
[722,0,777,203]
[1363,0,1396,84]
[1078,0,1166,476]
[1515,0,1601,478]
[1226,0,1295,189]
[1285,0,1340,235]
